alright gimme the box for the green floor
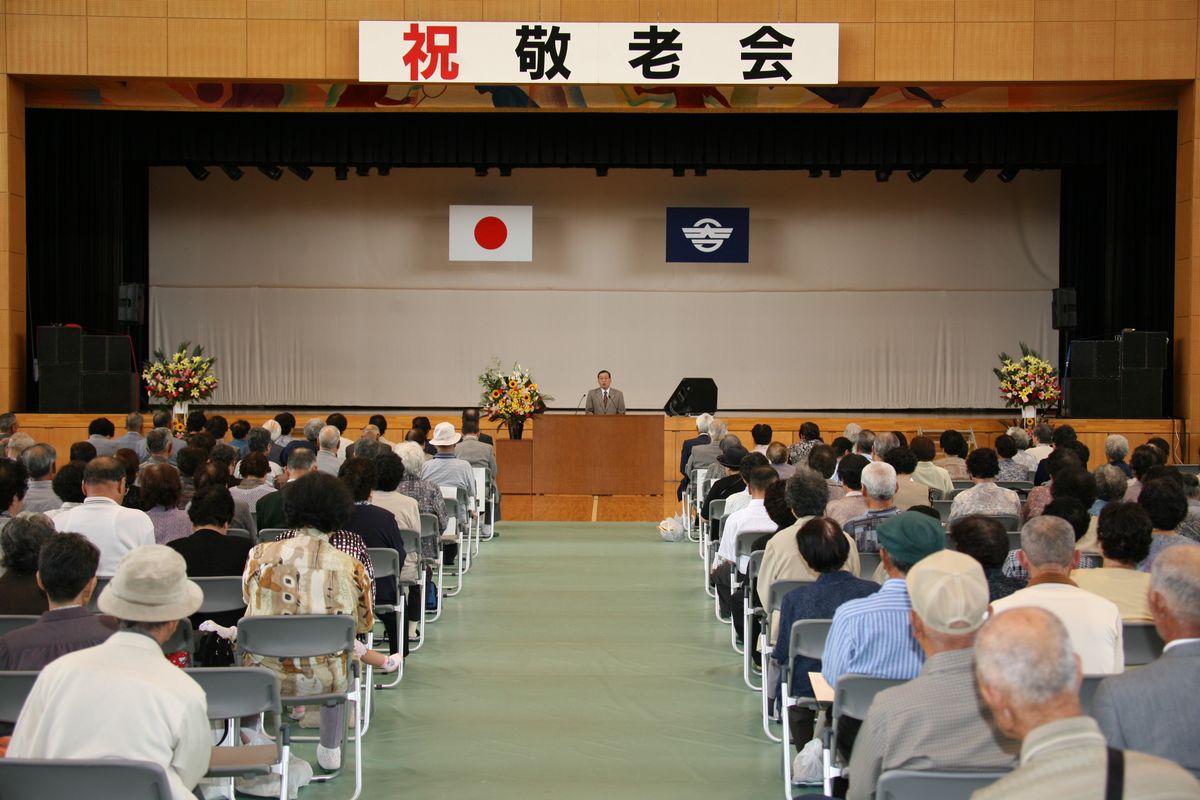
[301,522,794,799]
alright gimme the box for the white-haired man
[678,413,713,500]
[1105,434,1133,479]
[685,418,727,484]
[421,422,475,537]
[846,551,1018,800]
[111,412,148,460]
[1007,426,1040,473]
[1093,546,1200,778]
[842,461,900,554]
[993,515,1123,674]
[281,417,322,468]
[316,424,341,476]
[973,607,1199,799]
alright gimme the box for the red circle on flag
[474,216,508,250]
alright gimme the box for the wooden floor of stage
[17,412,1185,522]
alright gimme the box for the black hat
[717,444,750,469]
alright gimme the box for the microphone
[575,392,587,414]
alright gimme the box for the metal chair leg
[762,647,782,742]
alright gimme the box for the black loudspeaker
[1119,331,1168,370]
[1122,369,1164,419]
[38,364,81,412]
[36,326,81,366]
[81,335,130,373]
[664,378,718,417]
[80,372,138,413]
[1072,340,1120,378]
[117,283,145,325]
[1068,378,1123,418]
[1052,288,1077,330]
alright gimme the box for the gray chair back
[832,674,905,722]
[767,579,811,624]
[419,512,440,539]
[237,614,355,661]
[227,527,252,543]
[951,480,974,491]
[1123,622,1165,666]
[397,529,422,573]
[186,666,281,721]
[255,527,287,544]
[986,514,1020,532]
[192,576,246,615]
[0,615,39,638]
[997,481,1033,495]
[858,551,882,582]
[875,768,1008,799]
[368,547,401,612]
[1175,464,1200,475]
[1079,675,1104,715]
[1006,531,1021,551]
[0,759,173,800]
[0,670,39,724]
[789,618,833,663]
[708,499,726,521]
[932,499,953,520]
[733,529,765,561]
[746,550,765,611]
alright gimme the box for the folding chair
[0,614,39,638]
[472,466,492,549]
[1174,464,1200,475]
[1006,531,1021,551]
[394,529,425,652]
[1123,621,1164,666]
[689,468,709,545]
[781,618,834,795]
[0,670,39,726]
[440,486,470,588]
[0,758,173,800]
[731,530,768,655]
[1078,675,1104,715]
[256,528,288,545]
[997,481,1033,496]
[951,480,974,492]
[186,666,290,800]
[744,551,765,691]
[236,615,362,800]
[227,527,253,544]
[193,576,247,616]
[875,769,1008,799]
[822,675,906,794]
[704,498,726,601]
[363,547,401,728]
[932,499,953,521]
[858,552,883,583]
[986,514,1020,532]
[419,514,446,621]
[759,578,813,742]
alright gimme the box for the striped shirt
[822,578,923,688]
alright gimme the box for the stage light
[185,164,209,181]
[907,167,930,183]
[672,166,685,177]
[287,165,313,181]
[595,167,609,177]
[474,166,489,177]
[499,167,512,177]
[377,165,391,176]
[998,167,1020,183]
[829,168,842,178]
[221,165,243,181]
[808,168,822,178]
[875,169,891,183]
[334,166,348,180]
[694,166,707,177]
[257,165,283,181]
[355,165,371,177]
[963,167,984,183]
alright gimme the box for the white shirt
[52,497,155,577]
[724,489,751,517]
[716,498,776,571]
[8,631,211,800]
[992,581,1124,674]
[338,436,353,461]
[1026,444,1053,462]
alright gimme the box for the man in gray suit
[684,419,728,483]
[1093,544,1200,778]
[584,370,626,415]
[455,418,499,535]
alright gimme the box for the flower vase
[507,418,525,440]
[172,402,189,430]
[1021,405,1037,432]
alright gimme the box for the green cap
[877,511,945,567]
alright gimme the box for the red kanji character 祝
[401,23,460,81]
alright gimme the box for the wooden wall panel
[325,17,354,76]
[87,15,167,74]
[89,0,167,14]
[6,13,86,73]
[7,189,22,255]
[1036,0,1117,19]
[953,21,1033,80]
[838,21,874,80]
[875,22,953,80]
[247,18,324,76]
[638,0,718,22]
[247,0,324,18]
[1033,20,1114,80]
[1114,19,1196,79]
[1116,0,1197,18]
[876,0,954,22]
[404,0,482,18]
[9,0,85,14]
[954,0,1034,20]
[717,0,796,21]
[481,0,560,20]
[795,0,873,21]
[167,17,246,75]
[559,0,637,20]
[325,0,404,17]
[167,0,246,17]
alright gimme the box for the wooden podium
[496,414,662,520]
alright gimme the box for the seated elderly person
[717,450,769,519]
[1137,477,1198,572]
[421,422,476,536]
[845,551,1019,800]
[826,454,869,526]
[52,457,155,577]
[684,418,726,485]
[882,446,930,510]
[771,517,878,748]
[993,515,1123,674]
[115,448,144,510]
[18,443,59,514]
[765,442,794,481]
[455,417,500,535]
[807,444,844,502]
[230,452,277,508]
[1004,497,1099,581]
[8,545,210,800]
[316,424,342,476]
[1071,502,1153,621]
[1123,443,1164,502]
[910,435,954,499]
[1022,447,1083,522]
[1007,426,1039,473]
[948,447,1022,523]
[995,434,1028,482]
[973,607,1199,799]
[701,441,750,520]
[0,533,114,670]
[137,426,177,480]
[934,430,969,480]
[787,421,822,466]
[1093,545,1200,778]
[45,460,85,520]
[1105,433,1133,478]
[243,471,374,771]
[0,458,27,531]
[0,514,54,613]
[842,461,900,553]
[712,464,778,634]
[227,418,251,457]
[950,514,1026,601]
[395,441,451,563]
[141,463,192,545]
[676,413,712,499]
[280,417,322,468]
[255,446,315,530]
[193,461,256,537]
[1092,463,1128,517]
[236,427,283,481]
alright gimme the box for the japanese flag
[449,205,533,261]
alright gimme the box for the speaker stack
[37,327,138,412]
[1067,332,1167,419]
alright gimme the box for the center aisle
[306,522,784,799]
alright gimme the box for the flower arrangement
[994,343,1061,410]
[142,342,219,404]
[478,359,553,436]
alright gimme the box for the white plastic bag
[657,515,687,542]
[792,737,824,785]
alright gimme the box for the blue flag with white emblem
[666,207,750,263]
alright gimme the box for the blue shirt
[822,578,924,687]
[772,571,879,698]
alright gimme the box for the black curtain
[25,108,1177,412]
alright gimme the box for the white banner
[359,21,838,85]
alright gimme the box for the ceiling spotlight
[355,165,371,177]
[907,167,930,183]
[595,167,609,177]
[474,166,489,177]
[808,168,822,178]
[377,165,391,177]
[287,165,313,181]
[998,167,1020,183]
[875,169,891,183]
[221,165,243,181]
[499,167,512,177]
[694,166,707,177]
[963,167,984,183]
[257,165,283,181]
[185,164,209,181]
[334,166,348,181]
[672,166,686,177]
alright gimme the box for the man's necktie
[603,391,609,410]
